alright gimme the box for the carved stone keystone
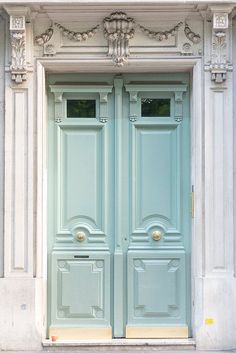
[103,12,135,67]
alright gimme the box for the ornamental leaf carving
[11,32,26,70]
[10,31,27,83]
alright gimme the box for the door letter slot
[74,255,89,259]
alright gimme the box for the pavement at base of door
[1,347,236,353]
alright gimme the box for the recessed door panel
[134,126,178,227]
[50,251,111,338]
[60,126,103,229]
[127,251,186,325]
[48,73,190,340]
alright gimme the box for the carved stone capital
[204,8,233,83]
[4,7,30,84]
[10,29,27,83]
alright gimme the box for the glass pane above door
[67,99,96,118]
[141,98,170,117]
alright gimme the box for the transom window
[67,99,96,118]
[141,98,170,117]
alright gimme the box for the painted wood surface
[48,73,190,339]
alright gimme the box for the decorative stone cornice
[34,11,202,67]
[204,7,233,83]
[4,6,29,84]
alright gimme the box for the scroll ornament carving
[10,16,27,83]
[103,12,135,66]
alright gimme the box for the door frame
[35,57,203,341]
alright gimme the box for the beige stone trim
[126,326,188,338]
[49,326,112,340]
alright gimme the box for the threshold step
[42,338,196,350]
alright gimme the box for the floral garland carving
[184,23,201,44]
[35,26,54,45]
[138,22,183,41]
[54,22,100,41]
[34,12,202,68]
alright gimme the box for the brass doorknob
[75,231,86,242]
[152,230,162,241]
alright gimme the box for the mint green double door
[48,73,191,340]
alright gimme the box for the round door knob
[75,231,86,242]
[152,230,162,241]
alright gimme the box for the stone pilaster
[196,5,236,349]
[0,6,43,350]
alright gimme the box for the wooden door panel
[53,123,111,246]
[56,124,109,247]
[127,250,186,325]
[50,251,111,338]
[48,75,190,339]
[60,126,103,229]
[126,83,190,337]
[131,124,180,247]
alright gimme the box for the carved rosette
[10,16,27,83]
[205,12,233,83]
[103,12,135,66]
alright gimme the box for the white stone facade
[0,0,236,350]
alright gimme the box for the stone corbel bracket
[50,85,113,123]
[205,10,233,83]
[174,91,185,122]
[126,91,138,122]
[53,92,63,123]
[99,92,111,123]
[4,7,30,83]
[125,84,187,123]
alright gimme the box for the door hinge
[191,185,194,218]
